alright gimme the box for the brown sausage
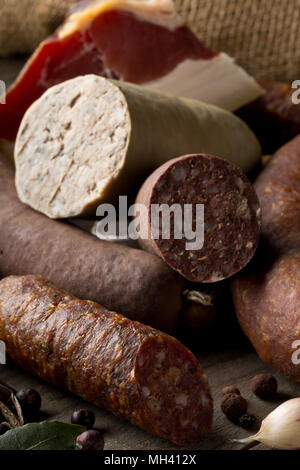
[0,274,213,446]
[180,301,216,330]
[231,136,300,382]
[136,154,261,283]
[237,81,300,154]
[0,153,186,332]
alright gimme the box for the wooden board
[0,58,299,451]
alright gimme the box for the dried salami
[231,136,300,383]
[0,275,213,446]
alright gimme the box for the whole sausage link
[0,275,213,446]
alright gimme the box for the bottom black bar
[0,449,296,465]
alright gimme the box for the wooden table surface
[0,58,299,451]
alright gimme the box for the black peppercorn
[71,409,95,429]
[238,413,256,429]
[15,388,41,416]
[75,430,104,450]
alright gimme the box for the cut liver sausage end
[15,76,131,219]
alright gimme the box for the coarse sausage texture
[0,153,186,332]
[231,136,300,382]
[0,274,213,446]
[136,154,261,283]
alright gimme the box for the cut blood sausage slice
[136,154,262,283]
[14,75,261,219]
[0,153,187,332]
[0,0,263,141]
[0,274,213,446]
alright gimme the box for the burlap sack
[175,0,300,82]
[0,0,74,56]
[1,0,299,82]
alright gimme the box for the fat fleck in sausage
[136,154,261,283]
[0,275,213,446]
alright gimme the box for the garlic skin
[235,398,300,450]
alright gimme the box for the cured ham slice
[0,0,263,141]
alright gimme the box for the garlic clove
[255,398,300,450]
[233,398,300,450]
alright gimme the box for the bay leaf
[0,420,85,450]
